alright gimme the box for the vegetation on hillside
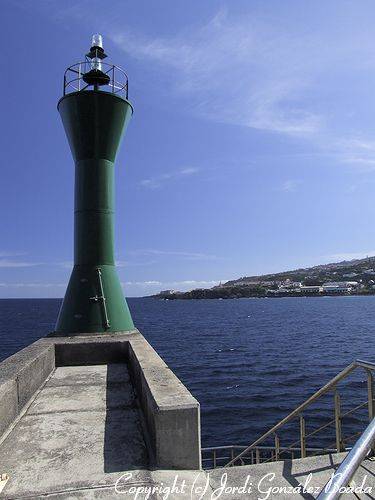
[154,256,375,299]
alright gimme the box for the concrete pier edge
[0,330,201,471]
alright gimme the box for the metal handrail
[202,444,337,454]
[202,444,338,468]
[317,417,375,499]
[260,401,367,465]
[225,360,375,467]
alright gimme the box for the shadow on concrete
[281,453,349,499]
[103,363,149,473]
[281,459,315,500]
[361,462,375,478]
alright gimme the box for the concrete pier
[0,364,148,497]
[0,331,201,497]
[1,333,375,498]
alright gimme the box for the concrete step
[3,451,372,499]
[206,453,375,499]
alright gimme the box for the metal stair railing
[222,359,375,468]
[318,416,375,500]
[202,444,337,469]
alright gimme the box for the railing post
[213,449,216,468]
[255,447,260,464]
[300,414,306,458]
[274,434,280,461]
[334,389,343,452]
[367,370,374,422]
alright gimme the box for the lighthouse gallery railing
[63,61,129,98]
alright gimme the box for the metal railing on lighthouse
[63,61,129,99]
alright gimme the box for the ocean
[1,296,374,451]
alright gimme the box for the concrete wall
[0,340,55,437]
[0,331,202,470]
[128,335,201,470]
[54,340,128,366]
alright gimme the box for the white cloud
[342,158,375,166]
[109,8,375,168]
[324,251,375,262]
[116,260,157,268]
[279,180,301,193]
[336,139,375,169]
[0,259,43,268]
[127,249,221,261]
[122,280,224,286]
[121,279,229,294]
[111,9,324,136]
[0,251,40,267]
[0,283,65,288]
[0,251,26,257]
[32,3,375,165]
[140,167,199,189]
[58,261,73,269]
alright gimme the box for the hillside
[155,256,375,299]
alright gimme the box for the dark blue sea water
[1,296,374,451]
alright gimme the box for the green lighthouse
[55,35,134,334]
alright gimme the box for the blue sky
[2,0,375,297]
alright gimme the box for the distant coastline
[154,289,375,300]
[153,255,375,300]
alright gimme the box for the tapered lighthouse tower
[55,35,134,334]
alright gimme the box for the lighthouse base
[55,264,134,335]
